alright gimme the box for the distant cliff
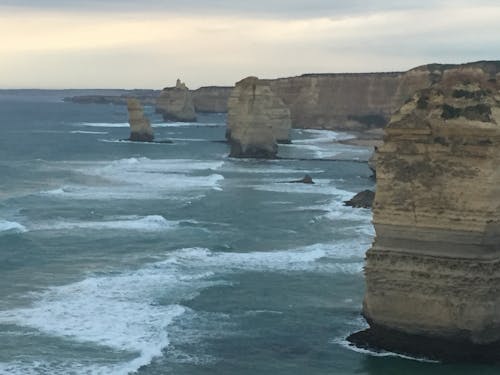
[64,87,231,113]
[192,86,232,113]
[349,61,500,361]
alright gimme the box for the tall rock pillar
[227,76,291,158]
[350,63,500,361]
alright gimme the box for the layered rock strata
[127,98,154,142]
[156,79,197,122]
[227,77,291,158]
[349,62,500,361]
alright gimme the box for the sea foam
[0,220,27,234]
[33,215,176,232]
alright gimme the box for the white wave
[294,129,355,144]
[70,130,109,135]
[79,122,129,128]
[161,242,365,274]
[33,215,176,232]
[41,158,225,200]
[333,337,439,363]
[99,139,171,145]
[151,122,223,128]
[0,238,366,374]
[0,264,215,374]
[251,178,344,195]
[0,220,27,234]
[220,162,324,175]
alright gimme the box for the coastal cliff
[349,61,500,361]
[127,98,154,142]
[227,76,291,158]
[192,86,232,113]
[155,79,197,122]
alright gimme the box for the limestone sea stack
[127,98,154,142]
[227,76,291,158]
[156,79,197,122]
[349,62,500,361]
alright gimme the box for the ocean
[0,91,496,374]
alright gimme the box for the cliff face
[353,62,500,359]
[156,79,197,122]
[192,86,232,113]
[127,98,154,142]
[227,76,291,158]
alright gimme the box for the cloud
[0,1,499,88]
[0,0,447,18]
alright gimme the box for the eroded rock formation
[127,98,154,142]
[227,76,291,158]
[349,61,500,361]
[156,79,197,122]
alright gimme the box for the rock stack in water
[349,61,500,361]
[127,98,154,142]
[156,79,197,122]
[227,76,291,158]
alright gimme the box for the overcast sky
[0,0,499,89]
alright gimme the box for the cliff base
[347,324,500,363]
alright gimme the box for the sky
[0,0,499,89]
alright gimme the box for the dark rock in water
[289,174,314,184]
[347,325,500,363]
[368,146,378,179]
[229,141,278,159]
[344,190,374,208]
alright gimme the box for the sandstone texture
[127,98,154,142]
[156,79,197,122]
[352,61,500,360]
[192,86,232,113]
[227,77,291,158]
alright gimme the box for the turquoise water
[0,92,497,374]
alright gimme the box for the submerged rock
[156,79,197,122]
[227,76,291,158]
[289,175,315,184]
[127,98,154,142]
[344,190,374,208]
[350,61,500,361]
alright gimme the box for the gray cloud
[0,0,448,18]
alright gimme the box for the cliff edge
[349,61,500,361]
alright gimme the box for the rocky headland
[127,98,154,142]
[227,76,291,158]
[155,79,197,122]
[348,61,500,361]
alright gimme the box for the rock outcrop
[349,61,500,361]
[289,175,315,184]
[227,76,291,158]
[127,98,154,142]
[344,190,374,208]
[156,79,197,122]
